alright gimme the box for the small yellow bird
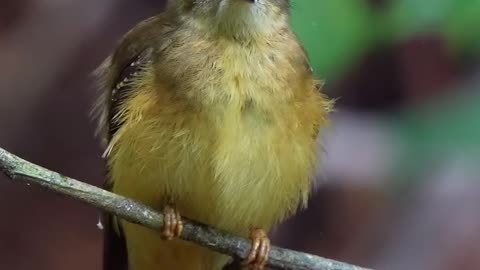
[94,0,332,269]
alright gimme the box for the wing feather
[95,48,153,270]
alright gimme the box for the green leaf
[291,0,373,79]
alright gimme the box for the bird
[93,0,332,269]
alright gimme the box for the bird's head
[170,0,291,40]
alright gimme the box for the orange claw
[161,205,183,240]
[243,228,271,270]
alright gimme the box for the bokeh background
[1,0,479,269]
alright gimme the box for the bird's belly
[208,114,316,234]
[111,107,316,236]
[109,91,320,270]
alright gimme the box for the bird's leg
[161,205,183,240]
[242,228,271,270]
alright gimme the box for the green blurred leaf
[384,0,480,52]
[445,0,480,51]
[291,0,373,79]
[386,0,454,36]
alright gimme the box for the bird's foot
[242,228,271,270]
[161,205,183,240]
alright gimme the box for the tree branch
[0,147,371,270]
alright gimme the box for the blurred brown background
[1,1,479,270]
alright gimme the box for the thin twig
[0,147,371,270]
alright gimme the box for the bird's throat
[214,0,286,40]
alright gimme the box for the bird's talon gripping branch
[161,205,183,240]
[243,228,271,270]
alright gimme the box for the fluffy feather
[95,1,332,269]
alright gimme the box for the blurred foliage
[386,0,480,52]
[292,0,480,79]
[292,0,480,187]
[394,84,480,182]
[291,0,373,79]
